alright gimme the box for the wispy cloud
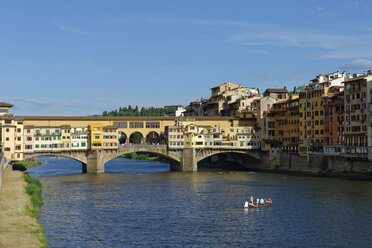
[54,22,94,36]
[287,67,325,75]
[240,73,274,80]
[339,59,372,71]
[13,98,74,108]
[266,65,286,70]
[103,16,372,59]
[145,17,261,28]
[247,49,268,54]
[310,6,336,17]
[353,0,369,8]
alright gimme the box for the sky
[1,0,372,116]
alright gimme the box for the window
[6,128,9,132]
[113,121,127,128]
[129,122,144,128]
[146,122,160,128]
[5,120,11,124]
[95,136,100,139]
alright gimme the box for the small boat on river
[244,199,272,208]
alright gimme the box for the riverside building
[343,71,372,160]
[299,71,347,155]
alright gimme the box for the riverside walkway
[0,170,45,248]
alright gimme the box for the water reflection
[28,157,372,248]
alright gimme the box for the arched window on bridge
[146,131,160,145]
[129,132,144,144]
[118,132,127,145]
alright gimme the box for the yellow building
[88,124,103,149]
[299,90,307,154]
[102,125,118,149]
[263,88,289,100]
[210,82,240,97]
[1,117,16,160]
[271,96,299,152]
[61,125,71,150]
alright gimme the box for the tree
[130,132,143,144]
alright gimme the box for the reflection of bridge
[24,144,263,173]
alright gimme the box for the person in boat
[256,198,259,205]
[260,198,264,204]
[250,196,254,204]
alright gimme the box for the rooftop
[264,88,288,93]
[0,102,14,107]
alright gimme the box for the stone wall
[0,153,4,191]
[222,152,372,175]
[276,153,372,174]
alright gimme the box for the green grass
[23,174,47,247]
[121,152,169,162]
[24,176,43,209]
[15,160,42,168]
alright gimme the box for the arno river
[29,158,372,248]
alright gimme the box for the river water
[28,157,372,248]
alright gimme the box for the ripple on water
[28,158,372,248]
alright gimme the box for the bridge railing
[118,144,167,149]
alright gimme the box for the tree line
[102,105,179,117]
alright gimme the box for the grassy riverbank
[12,160,42,172]
[121,152,169,162]
[0,171,47,248]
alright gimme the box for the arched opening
[118,132,128,145]
[197,152,261,171]
[21,155,87,175]
[105,151,180,173]
[145,131,160,145]
[129,132,144,144]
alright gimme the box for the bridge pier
[180,148,197,171]
[86,150,105,173]
[82,163,87,173]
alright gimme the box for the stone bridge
[24,145,263,173]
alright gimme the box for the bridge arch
[104,146,181,165]
[129,131,144,144]
[118,131,128,145]
[145,131,160,145]
[23,152,87,164]
[196,149,262,163]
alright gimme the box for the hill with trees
[102,105,179,117]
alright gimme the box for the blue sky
[1,0,372,115]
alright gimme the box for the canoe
[244,199,272,208]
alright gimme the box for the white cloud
[54,22,94,36]
[13,98,74,108]
[310,6,336,17]
[339,59,372,71]
[102,16,372,59]
[247,49,268,54]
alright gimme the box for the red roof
[264,88,288,93]
[0,102,14,107]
